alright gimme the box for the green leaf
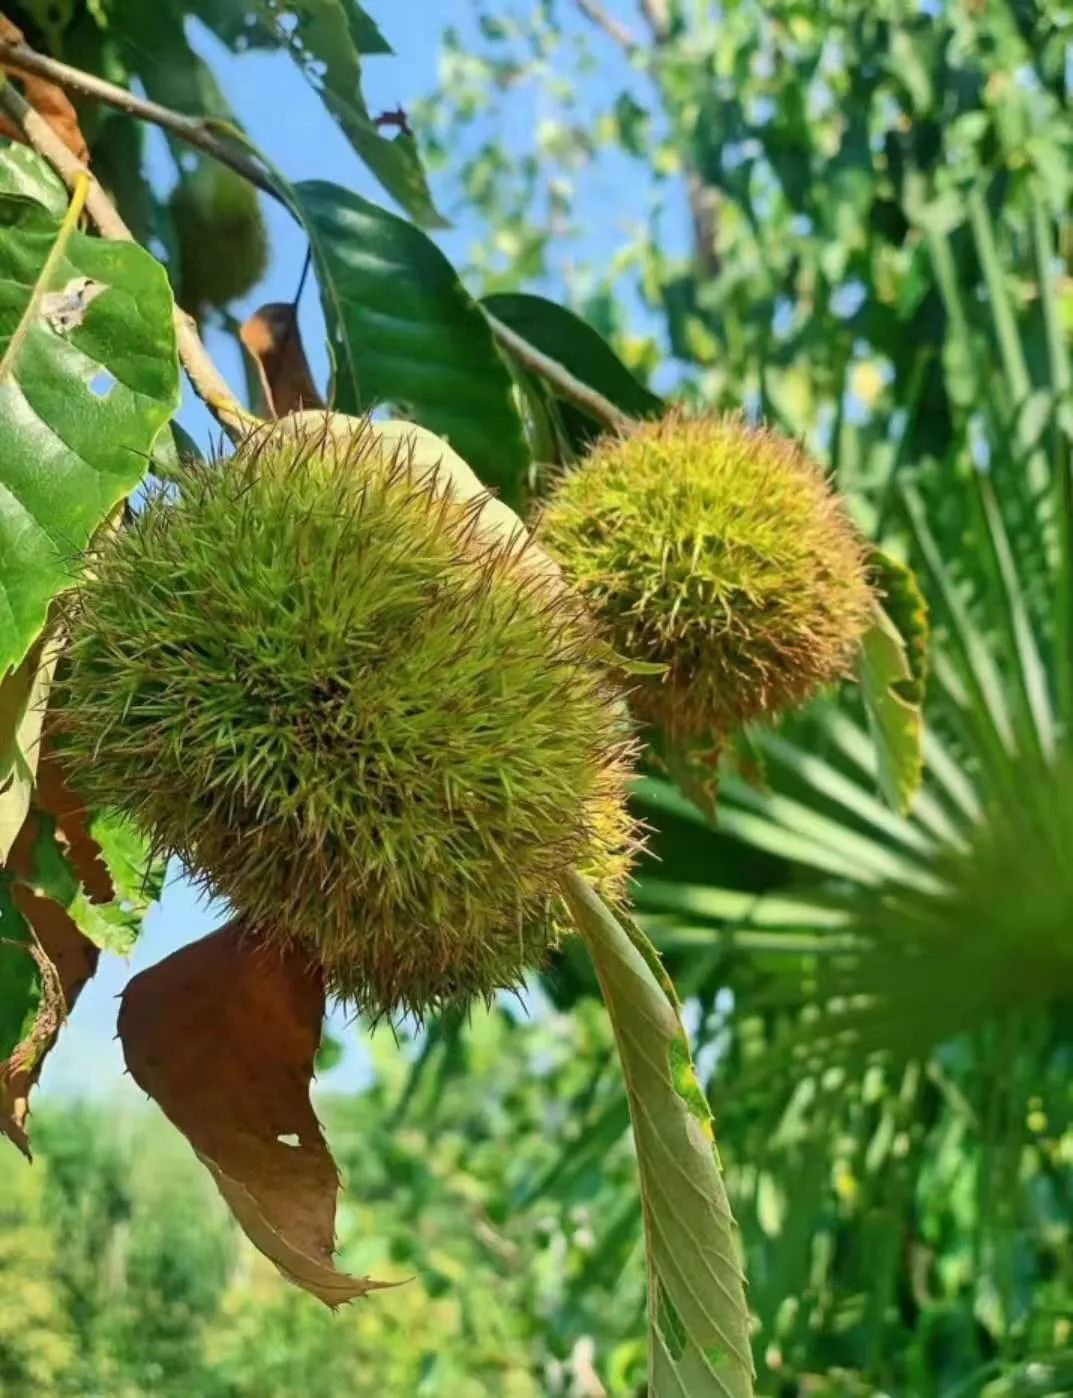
[645,727,723,825]
[870,551,929,707]
[857,551,929,815]
[342,1,393,55]
[0,636,60,864]
[9,808,161,957]
[256,0,444,227]
[191,0,390,55]
[563,872,755,1398]
[112,0,234,122]
[0,144,67,218]
[483,292,664,426]
[0,876,37,1059]
[0,194,180,681]
[72,813,164,955]
[293,180,530,507]
[151,422,205,482]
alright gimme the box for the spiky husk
[538,412,874,739]
[56,419,636,1018]
[170,163,268,311]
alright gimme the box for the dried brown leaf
[240,303,324,418]
[118,919,392,1307]
[0,19,90,163]
[34,749,114,903]
[1,874,99,1157]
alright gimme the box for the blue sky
[41,3,682,1101]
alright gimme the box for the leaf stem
[485,310,634,434]
[0,37,281,202]
[0,72,258,441]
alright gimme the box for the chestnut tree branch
[0,37,281,203]
[637,0,673,41]
[0,35,636,443]
[0,73,256,441]
[573,0,640,50]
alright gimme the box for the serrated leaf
[87,812,165,910]
[8,761,162,956]
[256,0,442,227]
[0,143,67,217]
[858,552,929,815]
[68,810,163,955]
[563,872,755,1398]
[292,181,530,507]
[0,195,180,681]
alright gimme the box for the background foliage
[3,0,1073,1394]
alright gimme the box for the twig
[573,0,639,50]
[634,1,718,278]
[0,74,256,441]
[0,34,638,442]
[484,310,633,434]
[0,37,281,203]
[638,0,673,41]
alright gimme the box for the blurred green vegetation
[1,1007,648,1397]
[4,0,1073,1393]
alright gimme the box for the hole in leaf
[89,371,116,399]
[42,277,104,334]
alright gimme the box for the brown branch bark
[637,0,673,41]
[574,0,640,50]
[636,1,719,278]
[0,32,637,443]
[0,36,280,202]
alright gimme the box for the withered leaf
[33,748,114,904]
[118,919,392,1307]
[240,302,324,418]
[1,877,99,1157]
[0,19,90,163]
